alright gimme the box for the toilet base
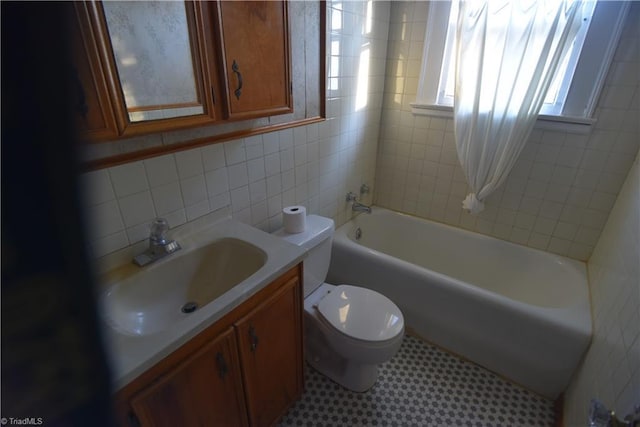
[305,321,380,392]
[307,356,379,392]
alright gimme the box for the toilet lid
[317,285,404,341]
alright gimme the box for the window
[412,1,630,130]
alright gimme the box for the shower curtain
[453,0,584,214]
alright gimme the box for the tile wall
[81,1,391,259]
[78,3,639,420]
[375,1,639,261]
[564,153,639,425]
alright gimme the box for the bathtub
[327,207,592,399]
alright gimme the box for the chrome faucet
[589,399,640,427]
[346,191,372,214]
[352,201,372,214]
[133,218,181,267]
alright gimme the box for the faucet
[133,218,181,267]
[589,399,640,427]
[346,192,372,214]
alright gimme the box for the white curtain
[454,0,584,214]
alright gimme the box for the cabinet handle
[216,352,228,379]
[231,60,243,100]
[248,325,259,352]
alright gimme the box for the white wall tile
[162,209,187,229]
[249,180,267,204]
[90,231,129,259]
[276,129,293,154]
[223,140,246,165]
[209,192,230,212]
[185,199,210,221]
[375,1,639,261]
[245,142,264,161]
[126,222,152,245]
[205,167,229,197]
[109,162,149,197]
[201,144,226,171]
[86,200,124,239]
[230,186,251,212]
[264,153,281,177]
[81,0,390,253]
[151,182,183,216]
[175,148,203,179]
[565,154,640,425]
[548,237,571,256]
[180,175,207,206]
[119,191,156,228]
[82,169,115,207]
[144,155,178,187]
[247,158,266,183]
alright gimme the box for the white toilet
[274,215,404,392]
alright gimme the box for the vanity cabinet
[70,0,292,142]
[128,328,248,427]
[115,264,303,427]
[235,274,301,426]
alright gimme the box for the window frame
[411,0,630,133]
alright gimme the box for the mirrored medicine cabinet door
[102,1,205,123]
[84,0,221,137]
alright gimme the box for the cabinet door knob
[231,60,243,100]
[216,352,228,379]
[248,325,259,352]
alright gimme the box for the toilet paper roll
[283,206,306,233]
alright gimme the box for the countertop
[95,211,306,390]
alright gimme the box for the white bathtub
[327,207,592,399]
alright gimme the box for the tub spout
[352,201,372,214]
[589,399,640,427]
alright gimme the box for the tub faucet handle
[589,399,640,427]
[360,184,370,195]
[346,192,357,202]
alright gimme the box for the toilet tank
[273,215,335,297]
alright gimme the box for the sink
[100,238,267,336]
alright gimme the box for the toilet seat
[317,285,404,342]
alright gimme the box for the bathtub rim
[333,206,592,340]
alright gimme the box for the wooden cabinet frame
[214,1,293,121]
[113,264,304,427]
[73,1,326,171]
[83,1,223,137]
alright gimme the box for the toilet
[274,215,404,392]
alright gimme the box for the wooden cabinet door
[129,327,248,427]
[235,275,303,426]
[216,1,292,120]
[68,2,119,141]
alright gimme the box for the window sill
[410,103,596,134]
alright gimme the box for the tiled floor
[279,335,556,427]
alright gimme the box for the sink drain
[181,302,198,314]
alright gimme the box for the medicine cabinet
[69,1,324,169]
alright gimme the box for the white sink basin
[100,237,267,336]
[96,214,306,389]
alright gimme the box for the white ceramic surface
[273,215,334,297]
[327,206,592,399]
[317,285,403,342]
[100,238,267,336]
[97,214,305,390]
